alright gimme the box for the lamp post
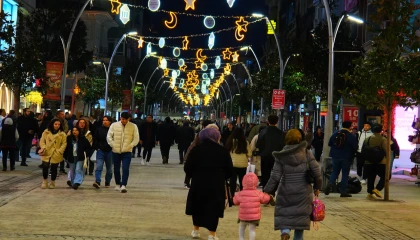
[144,67,160,116]
[320,5,364,163]
[130,76,142,115]
[240,46,261,123]
[60,0,93,111]
[132,52,156,84]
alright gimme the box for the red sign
[122,90,132,110]
[272,89,286,110]
[44,62,64,101]
[343,107,359,129]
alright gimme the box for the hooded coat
[264,141,322,230]
[233,172,270,221]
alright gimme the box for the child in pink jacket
[233,172,271,240]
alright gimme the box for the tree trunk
[13,87,20,111]
[384,102,392,201]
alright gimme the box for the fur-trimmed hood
[272,141,307,166]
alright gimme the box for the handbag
[83,152,88,169]
[310,196,325,222]
[90,150,97,163]
[410,149,420,164]
[305,150,315,184]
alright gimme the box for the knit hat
[199,127,220,143]
[205,123,219,131]
[3,118,13,126]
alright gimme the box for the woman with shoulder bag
[225,128,252,198]
[250,126,266,182]
[264,129,322,240]
[64,127,92,190]
[39,118,67,189]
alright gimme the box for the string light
[137,37,144,48]
[148,0,160,11]
[232,51,239,62]
[227,0,235,8]
[184,0,196,10]
[196,49,207,62]
[222,48,233,60]
[164,12,178,29]
[208,32,215,50]
[110,0,122,14]
[235,17,249,41]
[159,37,165,48]
[204,16,216,29]
[182,36,189,50]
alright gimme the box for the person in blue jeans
[92,116,114,189]
[64,127,92,190]
[324,121,358,197]
[106,112,139,193]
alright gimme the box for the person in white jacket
[356,123,373,184]
[106,112,139,193]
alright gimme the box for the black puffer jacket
[64,135,92,163]
[93,126,112,152]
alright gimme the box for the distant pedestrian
[185,127,233,240]
[107,112,139,193]
[140,115,158,165]
[0,118,19,171]
[157,117,176,164]
[256,115,285,188]
[264,129,322,240]
[221,122,234,146]
[56,110,69,174]
[131,115,143,158]
[324,121,358,197]
[304,126,313,150]
[39,119,67,189]
[0,108,6,128]
[311,126,324,162]
[233,172,271,240]
[175,120,195,164]
[356,123,373,184]
[92,116,114,189]
[64,127,92,190]
[17,108,39,166]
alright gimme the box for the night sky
[143,0,268,65]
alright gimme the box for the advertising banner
[272,89,286,110]
[44,61,64,101]
[343,107,359,129]
[122,90,132,111]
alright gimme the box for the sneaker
[340,193,352,197]
[366,194,377,200]
[191,230,200,239]
[281,233,290,240]
[72,183,80,190]
[120,185,127,193]
[141,159,145,166]
[146,162,150,166]
[324,183,332,195]
[93,182,100,189]
[49,181,55,189]
[372,189,382,198]
[184,184,191,189]
[67,180,72,187]
[115,185,121,191]
[360,179,366,185]
[41,180,48,189]
[105,183,110,188]
[208,235,219,240]
[10,167,15,171]
[20,163,28,166]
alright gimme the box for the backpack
[334,131,347,148]
[361,136,385,164]
[337,176,362,194]
[310,197,325,222]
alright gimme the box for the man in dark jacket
[221,121,235,146]
[16,108,39,166]
[132,116,144,157]
[157,117,176,164]
[176,121,195,164]
[256,115,285,188]
[140,115,158,165]
[324,120,358,197]
[92,116,114,189]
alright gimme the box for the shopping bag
[90,150,97,162]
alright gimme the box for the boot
[49,181,55,189]
[163,156,168,164]
[41,180,48,189]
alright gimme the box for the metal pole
[133,56,149,83]
[130,76,135,113]
[153,76,165,92]
[248,47,262,71]
[105,33,128,114]
[61,0,92,111]
[230,74,241,94]
[144,68,159,116]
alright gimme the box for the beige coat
[107,121,139,153]
[230,141,252,168]
[39,130,67,164]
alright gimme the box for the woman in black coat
[64,127,92,190]
[184,127,233,240]
[311,126,324,162]
[176,121,195,164]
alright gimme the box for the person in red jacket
[233,172,271,240]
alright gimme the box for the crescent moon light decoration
[235,17,249,41]
[164,12,178,29]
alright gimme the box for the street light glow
[127,31,138,36]
[347,15,364,24]
[252,13,264,18]
[240,46,249,51]
[92,61,102,65]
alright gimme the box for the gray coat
[264,141,322,231]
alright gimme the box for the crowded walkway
[0,147,419,239]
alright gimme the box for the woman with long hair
[225,127,252,197]
[39,118,67,189]
[64,127,92,190]
[75,118,94,175]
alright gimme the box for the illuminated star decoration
[232,51,239,62]
[182,36,189,50]
[137,37,144,48]
[235,17,249,41]
[184,0,196,10]
[222,48,233,60]
[194,60,202,69]
[163,68,169,76]
[110,0,122,14]
[180,65,187,72]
